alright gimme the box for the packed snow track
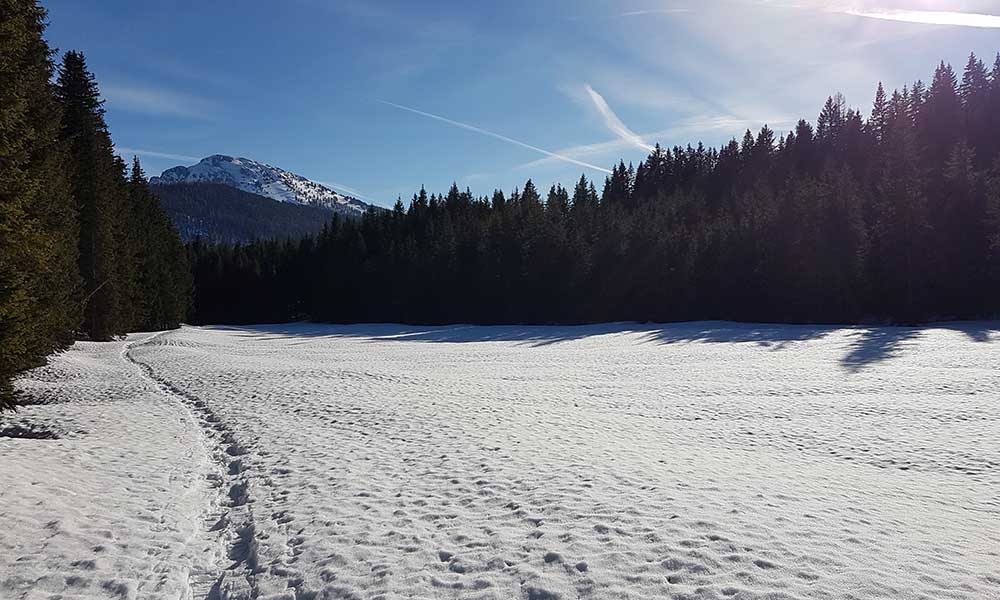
[2,322,999,600]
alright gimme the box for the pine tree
[817,93,847,142]
[919,63,962,174]
[960,53,990,106]
[938,142,988,316]
[129,157,192,329]
[601,161,634,207]
[988,54,1000,166]
[869,82,889,143]
[909,80,926,125]
[56,51,124,340]
[871,112,929,320]
[987,158,1000,307]
[1,0,81,410]
[114,155,139,331]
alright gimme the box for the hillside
[153,183,337,243]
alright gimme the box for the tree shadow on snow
[204,322,638,347]
[206,321,838,349]
[839,322,999,373]
[636,322,834,349]
[204,321,998,362]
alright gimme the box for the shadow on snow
[202,320,999,372]
[839,321,997,373]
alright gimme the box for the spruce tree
[989,54,1000,166]
[872,111,929,320]
[56,50,124,340]
[919,63,962,175]
[939,142,988,316]
[987,159,1000,307]
[869,83,889,144]
[0,0,81,410]
[817,94,847,142]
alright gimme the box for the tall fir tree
[960,53,992,165]
[55,50,124,340]
[919,62,963,178]
[871,107,930,320]
[1,0,81,409]
[868,82,889,144]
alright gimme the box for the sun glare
[845,8,1000,28]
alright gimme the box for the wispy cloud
[567,7,692,21]
[618,8,692,17]
[102,82,215,119]
[837,9,1000,28]
[114,147,198,162]
[584,85,656,153]
[377,100,612,174]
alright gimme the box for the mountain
[152,183,337,244]
[150,154,371,215]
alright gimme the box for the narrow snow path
[123,332,259,600]
[1,333,214,600]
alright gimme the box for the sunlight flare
[842,8,1000,28]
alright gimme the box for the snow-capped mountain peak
[150,155,370,214]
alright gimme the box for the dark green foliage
[153,183,336,243]
[189,53,1000,328]
[128,161,192,330]
[1,2,190,409]
[55,51,125,340]
[53,52,190,339]
[0,0,80,410]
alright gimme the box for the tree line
[189,52,1000,328]
[1,0,190,410]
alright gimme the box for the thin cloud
[839,9,1000,28]
[103,83,214,119]
[114,147,198,162]
[619,8,692,17]
[377,100,612,174]
[584,85,656,153]
[567,7,691,21]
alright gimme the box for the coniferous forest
[153,183,335,244]
[1,1,189,409]
[188,54,1000,328]
[4,0,1000,411]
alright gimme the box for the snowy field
[2,322,999,600]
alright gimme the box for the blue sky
[44,0,1000,207]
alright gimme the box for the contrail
[618,8,692,17]
[316,180,379,205]
[584,85,656,153]
[114,147,199,162]
[377,99,612,174]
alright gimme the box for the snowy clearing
[2,322,999,600]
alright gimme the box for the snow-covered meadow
[2,322,999,600]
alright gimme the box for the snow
[150,155,370,215]
[3,322,999,599]
[0,334,218,599]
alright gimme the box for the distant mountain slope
[150,154,371,215]
[153,183,336,243]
